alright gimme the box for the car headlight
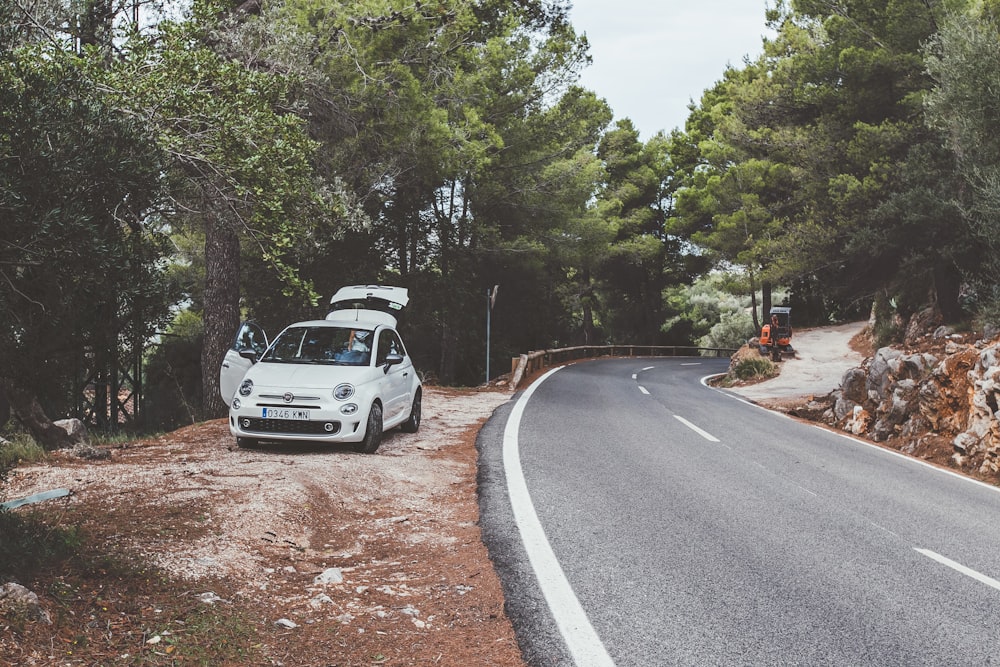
[340,403,358,415]
[239,379,254,397]
[333,383,355,400]
[231,398,241,410]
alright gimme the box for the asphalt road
[478,357,1000,666]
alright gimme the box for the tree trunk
[201,214,241,418]
[762,280,773,327]
[439,319,457,385]
[749,271,760,333]
[581,268,595,345]
[0,381,74,450]
[934,263,963,323]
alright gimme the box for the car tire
[399,389,421,433]
[236,437,258,448]
[356,402,383,454]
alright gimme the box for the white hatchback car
[219,285,422,453]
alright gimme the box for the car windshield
[262,326,373,366]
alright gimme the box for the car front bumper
[228,401,367,443]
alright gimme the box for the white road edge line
[503,367,616,667]
[915,549,1000,592]
[824,428,1000,496]
[673,415,720,442]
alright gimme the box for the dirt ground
[727,322,867,402]
[1,387,525,666]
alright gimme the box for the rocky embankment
[799,330,1000,478]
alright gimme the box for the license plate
[262,407,311,420]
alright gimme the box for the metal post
[486,288,491,385]
[486,285,498,385]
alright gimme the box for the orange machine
[759,306,794,361]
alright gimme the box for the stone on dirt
[0,583,51,625]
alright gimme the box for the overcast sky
[568,1,774,139]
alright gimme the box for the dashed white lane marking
[673,415,720,442]
[503,367,616,667]
[915,549,1000,592]
[638,386,650,395]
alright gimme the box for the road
[478,357,1000,666]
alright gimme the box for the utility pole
[486,285,498,385]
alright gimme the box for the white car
[219,285,422,453]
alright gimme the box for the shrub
[731,357,778,381]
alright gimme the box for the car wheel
[399,389,422,433]
[355,402,383,454]
[236,437,258,448]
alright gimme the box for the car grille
[240,418,341,435]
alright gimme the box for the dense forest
[3,0,1000,441]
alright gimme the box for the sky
[568,1,774,139]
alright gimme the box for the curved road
[478,357,1000,666]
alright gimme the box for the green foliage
[699,310,756,351]
[98,18,340,305]
[0,43,173,407]
[143,312,206,430]
[670,0,979,324]
[0,510,82,580]
[662,273,756,345]
[925,7,1000,316]
[0,434,45,483]
[731,356,778,381]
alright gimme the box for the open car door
[219,321,269,402]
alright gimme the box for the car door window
[232,322,268,356]
[375,330,406,365]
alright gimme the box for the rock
[840,368,868,404]
[933,325,956,339]
[954,431,980,456]
[71,443,111,460]
[0,583,51,624]
[905,306,942,346]
[833,395,857,422]
[314,568,344,585]
[980,344,1000,372]
[53,418,89,447]
[198,591,228,605]
[867,348,902,401]
[945,340,965,355]
[275,618,298,629]
[844,405,871,435]
[310,594,334,609]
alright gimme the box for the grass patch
[731,357,778,381]
[0,510,82,579]
[0,432,46,481]
[732,356,778,381]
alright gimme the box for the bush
[731,356,777,381]
[0,433,45,486]
[0,510,81,579]
[699,310,756,351]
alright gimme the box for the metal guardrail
[509,345,738,390]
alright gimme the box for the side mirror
[382,353,404,372]
[238,349,259,364]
